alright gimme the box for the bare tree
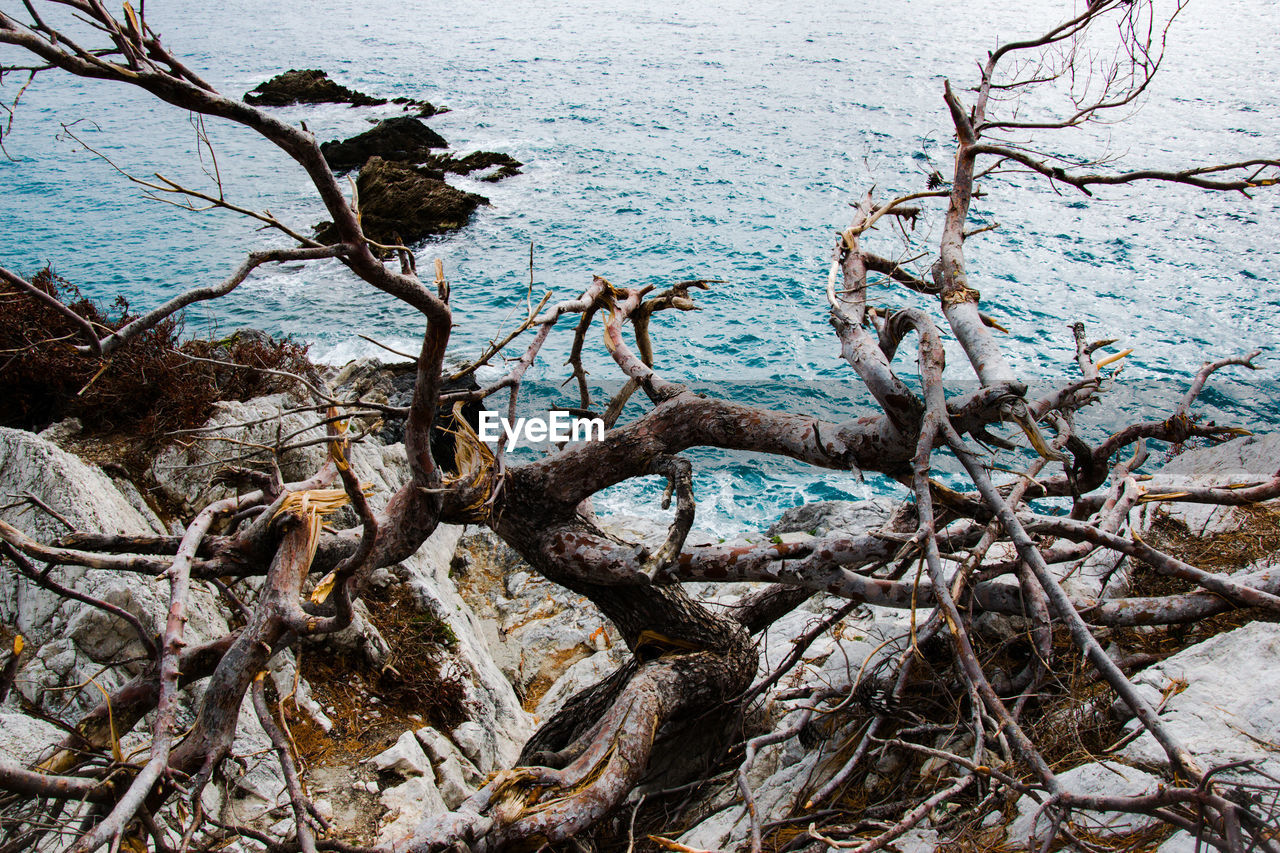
[2,2,1280,852]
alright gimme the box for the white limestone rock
[416,726,484,809]
[148,396,534,773]
[0,427,229,719]
[37,417,83,447]
[678,803,741,852]
[1062,544,1129,600]
[678,599,930,851]
[369,730,432,777]
[0,427,162,638]
[452,527,625,710]
[396,525,533,772]
[1116,621,1280,781]
[758,599,911,689]
[149,392,323,514]
[377,774,449,847]
[888,828,940,852]
[347,439,421,506]
[152,400,530,777]
[324,445,535,770]
[0,711,64,765]
[267,650,332,733]
[535,652,622,721]
[151,388,411,517]
[17,636,126,720]
[107,473,166,536]
[1006,762,1164,848]
[220,695,288,822]
[679,741,830,850]
[1138,434,1280,536]
[1156,832,1210,853]
[772,530,814,546]
[451,721,493,773]
[601,513,719,550]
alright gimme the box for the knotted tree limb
[68,489,248,853]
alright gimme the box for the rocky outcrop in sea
[244,69,521,244]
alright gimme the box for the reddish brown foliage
[0,268,312,441]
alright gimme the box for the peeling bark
[2,2,1279,851]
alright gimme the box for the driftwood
[1,2,1279,852]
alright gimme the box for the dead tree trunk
[2,2,1280,852]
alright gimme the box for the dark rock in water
[391,96,443,117]
[330,357,401,403]
[224,328,276,348]
[399,151,523,182]
[331,358,482,466]
[321,116,449,172]
[476,165,522,183]
[330,358,481,467]
[387,368,417,408]
[319,116,522,180]
[438,151,523,182]
[315,156,488,245]
[244,69,387,107]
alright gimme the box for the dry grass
[943,504,1280,851]
[1119,503,1280,657]
[1026,652,1127,772]
[1145,503,1280,575]
[292,584,469,768]
[941,817,1179,853]
[585,507,1280,853]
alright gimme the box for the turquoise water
[2,1,1278,532]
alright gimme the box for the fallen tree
[1,2,1280,852]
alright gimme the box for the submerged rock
[316,156,488,246]
[321,116,449,172]
[436,150,523,182]
[767,498,898,539]
[392,96,444,117]
[245,69,388,107]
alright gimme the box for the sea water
[1,0,1277,533]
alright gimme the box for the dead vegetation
[597,505,1280,853]
[0,267,312,467]
[1117,504,1280,657]
[294,583,469,768]
[2,2,1280,852]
